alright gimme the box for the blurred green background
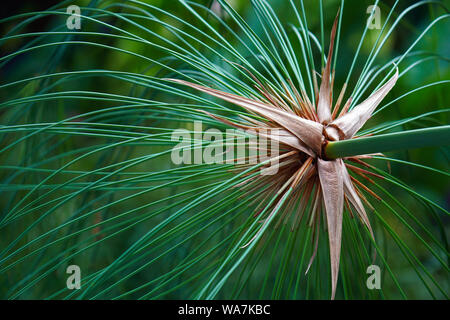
[0,0,448,299]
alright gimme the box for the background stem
[325,125,450,159]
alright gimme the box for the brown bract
[166,10,398,300]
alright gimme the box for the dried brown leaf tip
[166,10,398,300]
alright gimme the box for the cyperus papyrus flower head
[168,10,398,300]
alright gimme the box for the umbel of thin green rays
[0,0,448,300]
[166,9,396,299]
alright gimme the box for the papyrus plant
[167,13,400,298]
[0,0,448,299]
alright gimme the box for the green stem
[325,125,450,159]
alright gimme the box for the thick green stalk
[325,125,450,159]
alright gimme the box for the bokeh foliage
[0,0,448,299]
